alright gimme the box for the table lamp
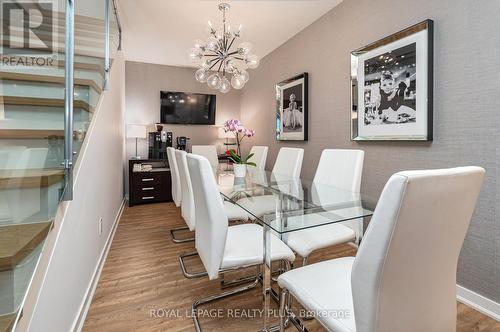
[127,124,147,159]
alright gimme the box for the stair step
[0,80,93,108]
[10,5,118,30]
[5,27,108,48]
[6,12,119,38]
[0,57,104,79]
[56,60,104,73]
[1,96,92,113]
[0,57,105,72]
[40,10,120,33]
[0,50,105,71]
[7,19,119,37]
[0,169,64,190]
[0,313,16,332]
[3,5,120,57]
[1,40,107,59]
[0,129,63,139]
[0,72,102,94]
[0,221,52,272]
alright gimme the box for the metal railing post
[62,0,74,201]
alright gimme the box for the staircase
[0,1,121,330]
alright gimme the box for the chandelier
[187,3,260,93]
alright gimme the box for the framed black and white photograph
[276,73,308,141]
[351,20,433,141]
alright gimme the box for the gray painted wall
[239,0,500,301]
[125,61,242,194]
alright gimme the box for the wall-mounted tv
[160,91,216,125]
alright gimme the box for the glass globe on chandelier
[187,3,260,93]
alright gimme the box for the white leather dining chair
[172,149,196,243]
[235,174,304,225]
[191,145,219,167]
[249,145,268,169]
[228,147,302,221]
[168,148,190,243]
[285,149,365,265]
[186,154,295,332]
[277,167,485,332]
[272,147,304,178]
[166,147,181,207]
[173,150,250,245]
[313,149,364,191]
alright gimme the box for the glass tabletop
[216,166,374,234]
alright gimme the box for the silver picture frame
[276,73,309,141]
[351,20,433,141]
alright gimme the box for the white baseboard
[72,198,126,332]
[457,284,500,322]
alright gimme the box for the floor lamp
[127,124,147,159]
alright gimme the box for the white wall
[124,61,242,194]
[125,61,242,157]
[16,52,126,332]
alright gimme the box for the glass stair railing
[0,1,121,331]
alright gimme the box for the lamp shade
[218,127,234,139]
[127,124,147,139]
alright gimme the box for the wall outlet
[98,217,103,236]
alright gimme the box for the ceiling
[117,0,343,67]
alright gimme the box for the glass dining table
[215,166,374,331]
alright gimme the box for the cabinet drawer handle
[142,178,154,182]
[142,196,155,200]
[142,187,154,191]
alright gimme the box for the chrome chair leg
[178,252,208,279]
[278,260,292,302]
[280,289,289,332]
[220,265,261,289]
[272,260,287,282]
[279,287,309,332]
[220,274,258,288]
[298,256,315,321]
[270,260,291,304]
[170,226,195,243]
[288,309,310,332]
[192,276,260,332]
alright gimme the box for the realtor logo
[1,0,56,68]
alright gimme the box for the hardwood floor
[83,203,500,332]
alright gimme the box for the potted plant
[223,119,256,177]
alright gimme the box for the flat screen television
[160,91,216,125]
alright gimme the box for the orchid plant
[223,119,256,166]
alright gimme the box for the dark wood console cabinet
[128,159,172,206]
